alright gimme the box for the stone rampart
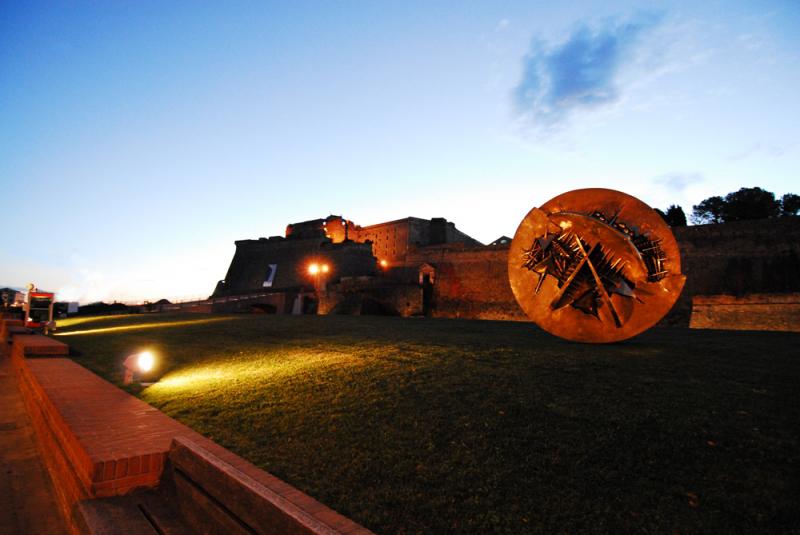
[408,245,527,321]
[214,217,799,327]
[406,218,800,325]
[669,218,800,324]
[690,293,800,332]
[216,237,376,297]
[320,281,423,317]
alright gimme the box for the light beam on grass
[149,350,361,393]
[56,314,139,329]
[55,317,234,336]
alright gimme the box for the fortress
[212,214,800,330]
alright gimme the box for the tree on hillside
[691,187,797,224]
[780,193,800,217]
[691,196,726,224]
[721,187,780,221]
[664,205,687,226]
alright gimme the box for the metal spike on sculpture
[508,188,686,343]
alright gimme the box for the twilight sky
[1,1,798,303]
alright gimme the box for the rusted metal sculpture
[508,188,685,342]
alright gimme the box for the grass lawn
[55,313,799,534]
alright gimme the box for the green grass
[55,313,799,534]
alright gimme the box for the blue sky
[1,1,798,303]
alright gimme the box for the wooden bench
[74,489,188,535]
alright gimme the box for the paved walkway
[0,354,68,535]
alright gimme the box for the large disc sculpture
[508,188,685,343]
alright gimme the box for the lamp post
[320,263,329,292]
[307,262,330,294]
[308,262,320,291]
[307,262,330,315]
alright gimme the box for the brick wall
[351,217,434,264]
[353,220,412,263]
[668,218,800,324]
[405,218,800,324]
[0,317,23,343]
[320,281,423,317]
[408,245,527,321]
[218,217,800,326]
[6,328,371,534]
[11,358,86,535]
[690,293,800,331]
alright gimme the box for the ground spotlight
[123,350,156,385]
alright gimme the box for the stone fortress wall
[215,213,800,331]
[406,244,526,321]
[689,293,800,332]
[212,215,483,315]
[671,218,800,329]
[215,234,376,300]
[674,218,800,297]
[421,218,800,328]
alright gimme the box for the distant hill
[77,301,130,316]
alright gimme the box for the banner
[263,264,277,287]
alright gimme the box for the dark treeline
[657,187,799,226]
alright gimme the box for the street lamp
[123,350,155,385]
[307,262,330,294]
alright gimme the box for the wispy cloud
[728,142,795,161]
[512,12,663,133]
[654,172,704,194]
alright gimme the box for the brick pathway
[0,354,68,535]
[10,348,370,533]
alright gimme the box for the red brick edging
[4,322,371,534]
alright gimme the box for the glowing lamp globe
[123,350,156,385]
[137,351,154,372]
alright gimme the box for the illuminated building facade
[213,215,800,326]
[212,215,481,314]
